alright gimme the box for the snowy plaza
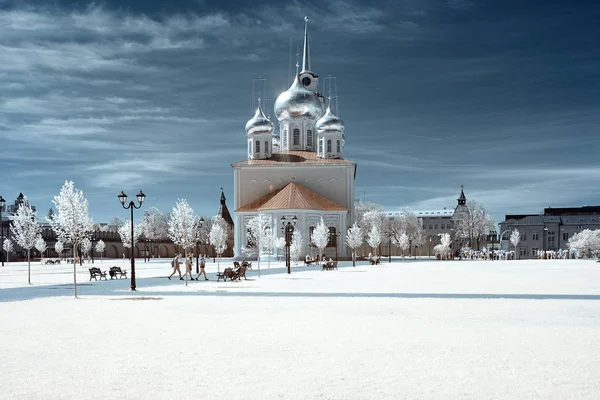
[1,258,600,399]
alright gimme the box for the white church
[231,17,356,259]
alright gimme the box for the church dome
[274,75,323,121]
[315,105,344,133]
[245,102,274,135]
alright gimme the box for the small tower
[298,16,319,94]
[217,188,234,228]
[273,17,324,152]
[315,101,344,159]
[245,99,274,160]
[457,185,467,206]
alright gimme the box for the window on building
[336,140,341,153]
[327,227,337,247]
[327,139,332,153]
[548,230,555,244]
[255,140,260,153]
[532,247,539,257]
[434,224,438,230]
[532,232,539,241]
[265,141,269,154]
[318,140,323,154]
[309,226,316,246]
[562,232,569,241]
[520,247,527,257]
[441,224,445,230]
[307,130,312,147]
[577,225,583,230]
[293,128,300,145]
[429,224,433,230]
[521,233,526,241]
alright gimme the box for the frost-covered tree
[81,238,92,259]
[355,200,384,256]
[107,216,124,232]
[568,230,600,259]
[367,225,382,256]
[273,235,286,259]
[48,180,94,298]
[209,216,228,272]
[3,238,13,264]
[118,220,142,251]
[346,223,363,267]
[290,230,305,265]
[168,199,198,256]
[395,232,410,259]
[11,197,41,284]
[95,240,105,262]
[54,241,64,260]
[434,233,453,260]
[311,217,329,261]
[510,229,521,260]
[452,200,495,249]
[388,209,425,257]
[35,236,47,260]
[246,214,272,275]
[141,207,168,258]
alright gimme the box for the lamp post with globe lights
[117,190,146,291]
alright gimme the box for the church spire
[457,185,466,206]
[301,16,311,73]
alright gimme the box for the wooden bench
[88,267,107,281]
[322,261,338,271]
[234,265,247,280]
[109,266,127,279]
[304,259,316,265]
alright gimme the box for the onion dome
[245,101,274,135]
[315,105,344,133]
[274,75,323,121]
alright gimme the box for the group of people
[168,253,208,281]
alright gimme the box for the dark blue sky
[1,0,599,223]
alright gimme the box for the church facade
[231,18,356,259]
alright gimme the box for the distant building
[383,186,490,256]
[498,206,600,258]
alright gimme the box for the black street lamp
[118,190,146,291]
[195,217,205,272]
[0,195,5,267]
[384,231,392,263]
[428,237,431,258]
[543,226,549,258]
[330,230,341,262]
[280,215,297,274]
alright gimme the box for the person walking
[195,255,208,281]
[168,253,183,280]
[182,254,194,281]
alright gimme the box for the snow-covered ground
[1,258,600,399]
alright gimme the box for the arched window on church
[336,140,341,153]
[293,128,300,146]
[255,140,260,153]
[307,129,313,147]
[309,226,316,247]
[327,139,332,153]
[327,227,337,247]
[264,141,269,154]
[318,139,323,154]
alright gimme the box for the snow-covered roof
[385,209,454,217]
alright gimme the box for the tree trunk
[352,249,356,267]
[27,250,31,284]
[73,249,78,298]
